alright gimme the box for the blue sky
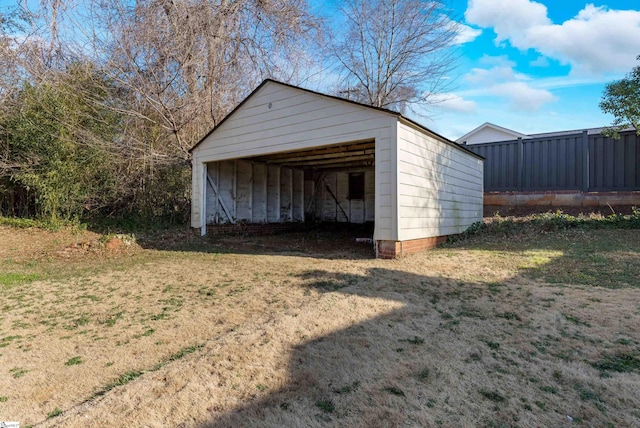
[3,0,638,141]
[419,0,640,139]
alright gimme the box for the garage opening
[203,139,375,230]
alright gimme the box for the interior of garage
[203,140,376,227]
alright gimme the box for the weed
[497,312,522,321]
[485,340,500,350]
[314,280,344,291]
[71,316,90,328]
[479,389,505,402]
[577,385,602,403]
[255,384,267,392]
[458,306,485,319]
[333,381,360,394]
[0,272,40,288]
[10,367,29,378]
[65,356,83,366]
[487,282,507,294]
[400,336,425,345]
[540,385,558,394]
[417,367,430,380]
[0,396,8,402]
[168,344,204,362]
[198,287,216,297]
[426,398,436,408]
[592,352,640,373]
[46,408,63,419]
[141,328,155,337]
[448,221,486,242]
[316,399,335,413]
[150,311,169,321]
[95,370,144,396]
[564,313,591,327]
[534,401,547,410]
[384,386,406,397]
[0,335,22,348]
[103,311,124,327]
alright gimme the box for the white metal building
[190,80,484,258]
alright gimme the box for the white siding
[191,81,396,240]
[461,127,520,145]
[397,121,483,241]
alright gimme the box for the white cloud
[453,23,482,45]
[530,56,550,67]
[464,56,531,86]
[465,0,640,75]
[488,82,556,112]
[460,58,556,112]
[430,93,477,113]
[465,0,550,44]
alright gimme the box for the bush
[450,208,640,243]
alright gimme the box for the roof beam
[253,141,375,162]
[278,154,374,167]
[265,149,375,164]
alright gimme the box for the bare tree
[83,0,323,159]
[1,0,326,219]
[332,0,459,113]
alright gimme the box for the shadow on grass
[194,230,640,427]
[201,267,471,427]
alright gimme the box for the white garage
[190,80,484,258]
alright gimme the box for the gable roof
[456,122,527,143]
[189,79,483,160]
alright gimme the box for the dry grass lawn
[1,220,639,427]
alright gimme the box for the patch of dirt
[0,226,99,262]
[209,224,376,259]
[0,226,141,263]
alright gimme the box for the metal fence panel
[468,140,519,191]
[466,130,640,192]
[521,134,583,191]
[589,132,640,191]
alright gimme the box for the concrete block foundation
[484,191,640,208]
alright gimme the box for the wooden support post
[324,183,349,222]
[207,171,236,224]
[305,173,325,213]
[201,163,207,236]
